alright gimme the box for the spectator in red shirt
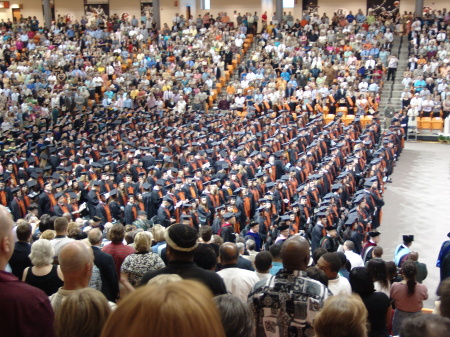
[102,224,135,276]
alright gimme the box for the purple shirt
[0,270,55,337]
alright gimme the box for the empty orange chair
[343,115,355,125]
[419,117,432,129]
[325,114,335,124]
[431,117,444,130]
[336,107,348,117]
[361,115,373,127]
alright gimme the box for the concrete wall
[0,0,448,27]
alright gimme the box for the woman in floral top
[120,232,165,292]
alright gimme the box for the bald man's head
[88,228,103,246]
[219,242,240,265]
[0,205,15,270]
[281,236,310,271]
[409,251,419,262]
[59,241,94,277]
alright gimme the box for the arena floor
[380,141,450,308]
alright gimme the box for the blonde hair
[146,274,183,286]
[314,294,368,337]
[29,239,54,267]
[134,231,151,253]
[152,225,166,242]
[101,280,226,337]
[55,288,111,337]
[40,229,56,240]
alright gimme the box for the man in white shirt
[317,252,352,296]
[343,240,364,269]
[217,243,259,302]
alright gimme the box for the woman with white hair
[22,239,64,296]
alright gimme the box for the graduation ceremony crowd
[1,6,450,337]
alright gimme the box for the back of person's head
[438,278,450,319]
[306,266,328,287]
[88,228,103,246]
[246,239,256,251]
[385,261,398,282]
[336,252,351,272]
[281,236,310,270]
[194,243,218,270]
[29,239,54,267]
[219,243,239,264]
[349,267,375,296]
[314,294,368,337]
[236,242,245,254]
[373,246,383,258]
[40,229,56,240]
[54,217,69,234]
[59,241,94,278]
[211,235,223,245]
[367,258,389,289]
[165,224,199,260]
[401,260,417,296]
[399,313,450,337]
[55,288,111,337]
[344,240,354,251]
[199,226,212,242]
[254,251,272,273]
[152,225,166,243]
[146,274,183,286]
[269,243,282,260]
[312,247,327,265]
[134,231,151,253]
[101,280,226,337]
[214,294,255,337]
[125,230,137,245]
[109,224,125,244]
[16,223,32,241]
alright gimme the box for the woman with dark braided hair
[390,260,429,335]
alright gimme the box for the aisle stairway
[379,35,407,130]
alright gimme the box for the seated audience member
[54,288,111,337]
[314,294,369,337]
[317,252,352,296]
[140,224,227,295]
[101,280,226,337]
[22,239,64,296]
[214,294,255,337]
[0,205,55,337]
[350,267,391,337]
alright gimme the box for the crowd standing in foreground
[0,7,450,337]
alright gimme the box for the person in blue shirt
[394,235,414,266]
[346,11,355,23]
[280,70,291,82]
[269,242,283,275]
